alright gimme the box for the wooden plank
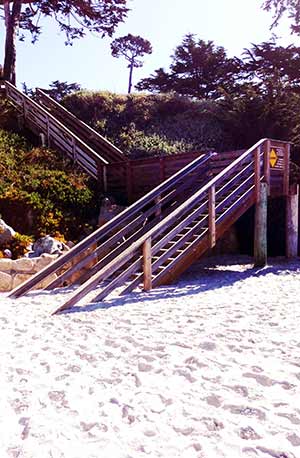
[143,237,152,291]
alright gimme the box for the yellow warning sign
[269,148,278,168]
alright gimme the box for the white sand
[0,255,299,458]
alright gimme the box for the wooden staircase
[8,137,290,313]
[35,88,125,164]
[2,81,124,187]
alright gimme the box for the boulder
[0,271,12,291]
[98,197,127,227]
[28,235,67,257]
[0,219,16,244]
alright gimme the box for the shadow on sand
[57,256,300,315]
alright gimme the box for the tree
[22,79,82,101]
[242,40,300,97]
[45,80,82,101]
[136,34,241,99]
[0,0,129,84]
[262,0,300,34]
[110,33,152,93]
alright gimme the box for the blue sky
[0,0,296,94]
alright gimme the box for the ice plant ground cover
[0,255,299,458]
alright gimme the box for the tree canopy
[136,34,240,99]
[262,0,300,33]
[110,34,152,93]
[1,0,129,83]
[242,40,300,96]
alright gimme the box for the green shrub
[0,129,98,242]
[63,91,226,157]
[0,232,33,259]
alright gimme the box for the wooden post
[46,116,50,146]
[40,133,46,147]
[283,143,290,196]
[286,184,299,258]
[103,165,108,194]
[264,140,271,191]
[143,237,152,291]
[254,182,268,267]
[208,185,216,248]
[72,137,77,162]
[254,146,261,202]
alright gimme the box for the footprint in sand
[239,426,261,440]
[199,341,217,351]
[243,372,275,387]
[287,433,300,447]
[223,404,266,421]
[228,384,249,397]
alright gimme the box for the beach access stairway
[8,137,290,313]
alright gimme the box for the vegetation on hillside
[58,36,300,165]
[0,105,99,248]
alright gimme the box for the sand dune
[0,255,299,458]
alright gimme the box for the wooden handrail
[4,81,109,166]
[36,88,125,163]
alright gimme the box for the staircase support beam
[286,184,299,258]
[254,182,268,267]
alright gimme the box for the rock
[12,273,32,289]
[0,271,12,291]
[30,235,65,257]
[98,197,127,227]
[33,253,58,272]
[14,258,34,273]
[37,273,58,289]
[0,218,16,244]
[0,259,12,272]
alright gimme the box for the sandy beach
[0,255,299,458]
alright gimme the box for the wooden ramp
[8,137,290,313]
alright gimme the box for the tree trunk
[3,0,22,84]
[128,61,134,94]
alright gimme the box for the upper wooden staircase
[2,81,125,188]
[35,88,125,164]
[8,137,290,313]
